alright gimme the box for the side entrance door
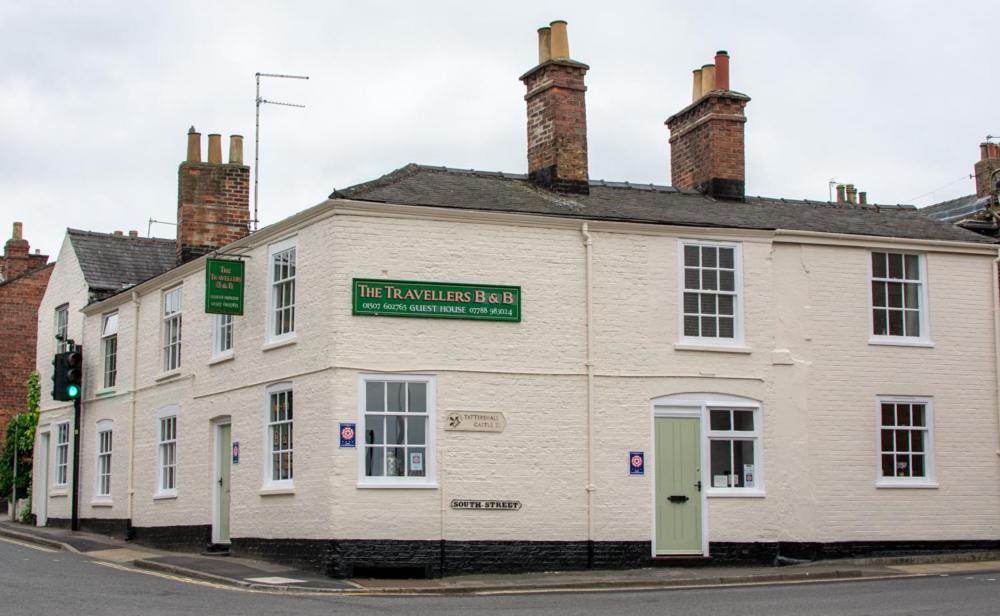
[213,423,231,544]
[654,416,703,555]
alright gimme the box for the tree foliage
[0,372,41,500]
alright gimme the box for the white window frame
[156,406,178,497]
[54,421,70,487]
[875,396,936,488]
[55,304,69,353]
[677,239,744,347]
[212,313,234,359]
[162,286,183,372]
[868,251,932,347]
[102,312,118,389]
[94,419,113,500]
[263,383,294,489]
[357,374,437,488]
[705,406,762,496]
[266,237,297,344]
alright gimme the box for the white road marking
[245,576,307,585]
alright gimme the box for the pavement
[3,519,1000,595]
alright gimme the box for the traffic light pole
[71,395,81,531]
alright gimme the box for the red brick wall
[974,143,999,199]
[176,162,250,263]
[522,61,589,193]
[0,264,53,434]
[666,92,749,200]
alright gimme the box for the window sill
[208,352,235,366]
[868,337,935,348]
[95,387,117,397]
[357,481,439,490]
[674,343,752,354]
[154,369,183,383]
[707,489,766,498]
[876,480,939,489]
[261,336,297,352]
[153,492,177,501]
[90,499,113,508]
[259,486,295,497]
[49,490,68,498]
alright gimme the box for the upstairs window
[55,304,69,353]
[162,287,182,371]
[870,252,927,341]
[268,238,296,341]
[213,314,234,358]
[680,240,742,344]
[102,312,118,389]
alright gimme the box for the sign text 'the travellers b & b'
[352,279,521,322]
[205,259,245,315]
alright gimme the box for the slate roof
[67,229,176,299]
[918,194,989,223]
[332,165,995,244]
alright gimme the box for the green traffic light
[66,384,80,399]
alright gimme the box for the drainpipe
[993,254,1000,456]
[580,222,595,567]
[126,291,141,538]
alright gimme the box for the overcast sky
[2,1,998,258]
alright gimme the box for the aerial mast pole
[253,72,309,232]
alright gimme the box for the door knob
[694,480,702,492]
[218,477,223,486]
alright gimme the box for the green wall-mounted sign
[205,259,245,315]
[352,278,521,322]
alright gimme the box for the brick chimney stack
[975,142,1000,199]
[666,50,750,200]
[520,20,590,194]
[176,126,251,264]
[1,222,48,281]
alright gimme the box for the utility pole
[254,72,309,232]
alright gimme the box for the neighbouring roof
[332,165,996,244]
[67,230,176,299]
[918,194,989,223]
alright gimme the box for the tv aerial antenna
[254,71,309,231]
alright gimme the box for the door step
[202,543,231,556]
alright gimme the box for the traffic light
[51,346,83,402]
[51,352,68,401]
[65,347,82,400]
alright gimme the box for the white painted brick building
[32,23,1000,576]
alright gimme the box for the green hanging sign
[353,278,521,322]
[205,259,245,315]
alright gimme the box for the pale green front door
[216,424,231,544]
[655,417,703,555]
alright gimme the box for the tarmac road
[2,536,999,616]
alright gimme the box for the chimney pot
[537,26,552,64]
[701,64,716,93]
[113,230,124,236]
[229,135,244,165]
[12,222,22,240]
[207,133,222,164]
[128,230,138,238]
[692,69,704,102]
[186,126,201,162]
[549,20,570,59]
[714,50,730,90]
[845,184,857,204]
[836,184,846,202]
[859,191,867,205]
